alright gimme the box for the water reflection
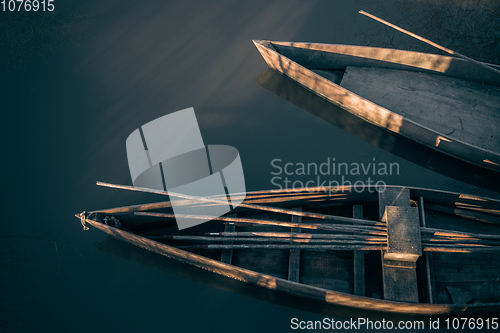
[256,68,500,193]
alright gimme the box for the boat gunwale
[262,41,500,79]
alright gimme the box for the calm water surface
[2,1,499,332]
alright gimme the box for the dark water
[2,1,499,332]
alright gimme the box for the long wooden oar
[135,211,387,235]
[422,242,500,249]
[170,242,499,253]
[97,181,384,226]
[178,244,387,251]
[208,231,386,241]
[422,236,500,246]
[154,235,385,245]
[359,10,500,76]
[421,227,500,241]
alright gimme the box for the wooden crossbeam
[419,196,434,304]
[353,204,365,296]
[221,214,236,264]
[288,208,302,282]
[379,187,419,303]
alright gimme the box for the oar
[97,181,384,226]
[177,244,387,251]
[422,242,500,249]
[359,10,500,76]
[135,211,387,236]
[421,227,500,241]
[208,231,387,241]
[154,235,385,245]
[422,236,500,247]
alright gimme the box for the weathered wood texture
[221,215,236,264]
[432,252,500,304]
[288,208,302,282]
[383,206,422,262]
[379,187,419,303]
[353,205,365,296]
[300,250,353,293]
[340,66,500,153]
[232,213,291,279]
[419,197,434,304]
[382,260,419,303]
[426,204,500,305]
[268,41,500,87]
[311,69,344,85]
[378,187,410,215]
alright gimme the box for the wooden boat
[253,40,500,173]
[77,184,500,320]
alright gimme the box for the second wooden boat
[253,40,500,172]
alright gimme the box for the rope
[80,211,89,231]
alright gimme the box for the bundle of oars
[153,232,387,251]
[138,211,389,251]
[138,212,500,254]
[421,228,500,254]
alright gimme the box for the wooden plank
[447,287,474,305]
[221,214,236,264]
[340,66,500,153]
[311,69,344,85]
[353,204,365,296]
[288,208,302,282]
[378,187,410,219]
[382,262,419,303]
[379,187,419,303]
[432,252,500,266]
[383,206,422,262]
[419,197,434,304]
[433,264,500,283]
[300,250,353,293]
[435,281,499,305]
